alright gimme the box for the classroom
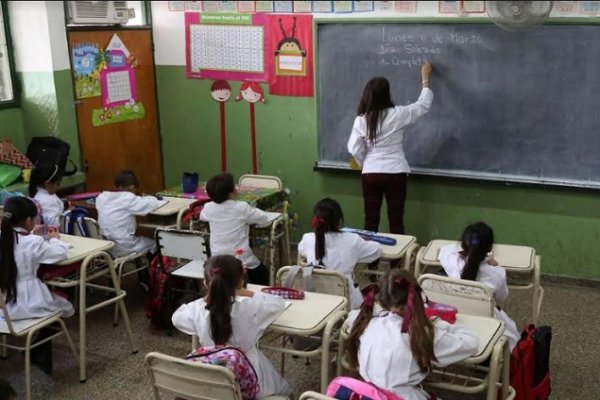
[0,1,599,399]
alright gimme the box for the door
[68,29,164,193]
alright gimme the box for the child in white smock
[29,163,65,227]
[172,255,290,398]
[438,222,520,350]
[298,197,382,309]
[345,269,479,400]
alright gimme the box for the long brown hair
[357,77,395,143]
[345,269,436,372]
[204,255,244,345]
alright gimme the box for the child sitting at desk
[0,197,73,373]
[200,172,272,285]
[438,222,520,350]
[28,162,65,227]
[172,255,290,398]
[298,197,382,309]
[345,269,479,400]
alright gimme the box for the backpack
[26,136,78,176]
[61,208,91,236]
[510,324,552,400]
[326,377,404,400]
[186,345,259,400]
[144,255,185,329]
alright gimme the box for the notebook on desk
[153,199,169,211]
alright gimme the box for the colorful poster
[438,0,461,13]
[334,1,353,12]
[255,1,274,12]
[313,1,334,12]
[268,14,314,97]
[185,1,203,10]
[293,1,313,12]
[168,1,186,11]
[374,1,394,12]
[72,43,102,99]
[395,1,417,13]
[353,1,374,12]
[237,1,256,12]
[462,0,485,13]
[274,1,293,12]
[580,1,600,15]
[92,102,145,127]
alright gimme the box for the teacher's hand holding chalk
[421,62,432,88]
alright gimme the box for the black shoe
[30,341,53,375]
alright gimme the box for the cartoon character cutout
[236,81,266,104]
[274,17,307,76]
[210,80,232,103]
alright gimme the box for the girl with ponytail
[298,198,382,309]
[172,255,290,398]
[28,162,65,226]
[439,222,520,350]
[344,269,478,400]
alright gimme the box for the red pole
[220,102,227,171]
[249,103,257,174]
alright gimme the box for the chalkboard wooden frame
[313,17,600,189]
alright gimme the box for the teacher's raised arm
[347,62,434,237]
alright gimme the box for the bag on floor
[144,255,184,329]
[510,324,552,400]
[326,376,404,400]
[186,345,259,400]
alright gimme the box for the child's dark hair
[204,255,244,345]
[28,162,63,197]
[311,198,343,263]
[206,173,235,204]
[114,170,140,188]
[357,77,395,143]
[460,222,494,281]
[0,197,38,304]
[345,269,436,372]
[0,377,17,400]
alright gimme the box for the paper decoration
[293,1,313,12]
[374,1,394,11]
[438,1,461,13]
[274,1,293,12]
[186,1,203,10]
[72,43,102,99]
[106,34,131,58]
[581,1,600,15]
[255,1,274,12]
[268,14,314,97]
[334,1,353,12]
[353,1,374,12]
[236,81,266,174]
[203,1,221,11]
[462,1,484,13]
[221,1,238,11]
[92,102,145,127]
[168,1,186,11]
[274,17,306,76]
[210,80,232,171]
[313,1,334,12]
[553,1,577,14]
[395,1,417,13]
[237,1,256,12]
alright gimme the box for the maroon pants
[361,173,407,234]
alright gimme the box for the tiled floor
[1,275,598,399]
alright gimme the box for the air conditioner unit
[68,1,130,25]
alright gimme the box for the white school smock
[200,200,270,269]
[348,309,479,400]
[172,291,290,398]
[95,191,160,257]
[438,244,520,350]
[4,231,74,320]
[298,231,382,309]
[347,87,433,174]
[34,188,64,226]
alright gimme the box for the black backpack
[26,136,78,176]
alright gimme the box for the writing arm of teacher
[394,62,434,130]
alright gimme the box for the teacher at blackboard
[347,62,433,234]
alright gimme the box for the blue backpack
[62,207,91,237]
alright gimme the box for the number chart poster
[185,12,270,82]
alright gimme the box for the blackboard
[317,21,600,188]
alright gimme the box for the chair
[417,274,496,317]
[299,392,336,400]
[238,174,283,190]
[144,352,288,400]
[0,294,78,400]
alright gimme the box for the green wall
[156,65,600,280]
[0,107,25,150]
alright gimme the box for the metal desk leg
[320,311,347,393]
[414,247,426,278]
[107,257,138,356]
[404,243,420,274]
[486,336,505,400]
[533,255,542,325]
[78,255,89,382]
[502,338,510,400]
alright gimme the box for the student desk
[250,284,348,393]
[137,197,198,230]
[415,240,543,324]
[44,234,138,382]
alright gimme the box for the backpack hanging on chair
[510,324,552,400]
[62,207,90,236]
[326,376,404,400]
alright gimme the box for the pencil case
[424,301,458,324]
[341,227,397,246]
[261,287,305,300]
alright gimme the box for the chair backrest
[145,352,242,400]
[299,391,336,400]
[238,174,283,190]
[155,228,210,261]
[418,274,496,317]
[276,266,350,310]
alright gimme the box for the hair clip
[212,267,223,276]
[311,215,326,229]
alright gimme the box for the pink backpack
[326,377,404,400]
[186,346,259,400]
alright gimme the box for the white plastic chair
[299,392,336,400]
[0,294,78,400]
[144,351,288,400]
[238,174,283,190]
[417,273,496,317]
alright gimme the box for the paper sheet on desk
[256,211,282,228]
[153,199,169,210]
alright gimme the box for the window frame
[0,1,19,108]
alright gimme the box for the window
[0,1,16,105]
